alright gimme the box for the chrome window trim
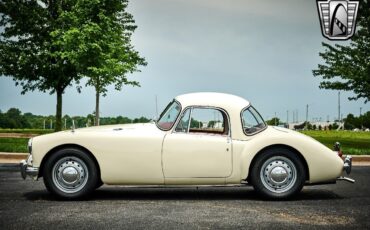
[240,105,267,136]
[186,108,193,133]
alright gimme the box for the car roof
[175,92,250,112]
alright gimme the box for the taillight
[333,142,342,158]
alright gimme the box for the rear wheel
[250,147,306,199]
[43,148,98,199]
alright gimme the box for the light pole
[338,91,341,121]
[360,107,362,129]
[306,104,308,123]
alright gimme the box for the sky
[0,0,368,122]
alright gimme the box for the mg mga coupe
[21,92,353,199]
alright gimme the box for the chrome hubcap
[270,166,288,183]
[260,156,297,193]
[52,156,88,193]
[62,167,79,183]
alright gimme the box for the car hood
[34,122,162,141]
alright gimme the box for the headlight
[28,138,33,154]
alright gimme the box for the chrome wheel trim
[52,156,89,194]
[260,156,297,194]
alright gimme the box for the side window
[188,108,228,135]
[241,106,266,135]
[157,101,181,130]
[175,109,191,133]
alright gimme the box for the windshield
[156,100,181,130]
[241,106,266,135]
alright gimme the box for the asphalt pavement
[0,167,370,229]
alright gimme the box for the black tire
[43,148,98,199]
[95,180,103,189]
[250,147,306,199]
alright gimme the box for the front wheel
[250,148,306,199]
[43,148,98,199]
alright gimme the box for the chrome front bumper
[20,159,39,180]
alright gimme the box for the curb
[348,155,370,162]
[0,153,28,160]
[0,133,39,138]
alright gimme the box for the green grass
[0,130,369,155]
[0,128,54,134]
[0,129,53,134]
[0,138,28,153]
[301,130,370,155]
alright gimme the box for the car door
[162,107,232,179]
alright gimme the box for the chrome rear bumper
[337,155,354,183]
[343,155,352,175]
[20,159,39,180]
[337,176,355,183]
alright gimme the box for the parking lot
[1,166,370,229]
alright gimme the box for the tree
[56,0,146,126]
[312,0,370,102]
[2,108,30,128]
[0,0,81,131]
[362,111,370,128]
[0,110,4,128]
[266,117,280,126]
[190,118,202,129]
[133,117,150,123]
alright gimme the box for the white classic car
[21,92,353,199]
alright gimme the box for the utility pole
[286,110,289,124]
[43,120,45,129]
[360,107,363,129]
[338,91,341,121]
[274,112,277,126]
[64,118,67,130]
[50,120,52,129]
[297,110,299,123]
[155,95,158,119]
[306,104,308,122]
